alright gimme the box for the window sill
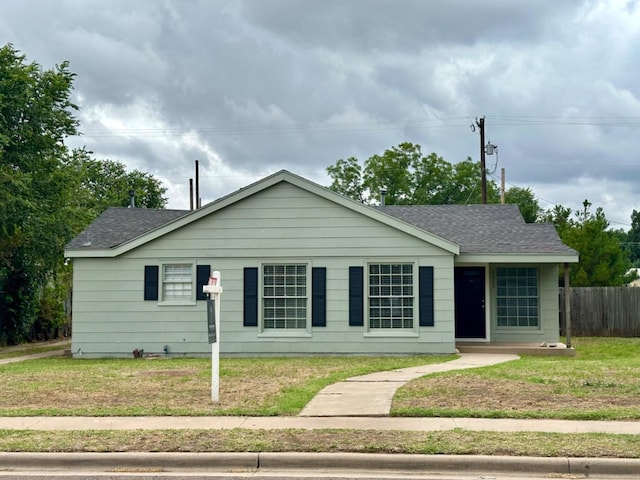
[364,331,420,338]
[258,330,313,338]
[495,327,541,331]
[159,300,197,307]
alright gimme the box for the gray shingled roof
[66,202,575,257]
[66,207,189,249]
[379,204,576,255]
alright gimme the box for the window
[496,267,539,327]
[368,263,414,329]
[162,264,193,301]
[263,264,307,329]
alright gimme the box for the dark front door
[455,266,486,339]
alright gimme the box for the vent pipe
[129,189,135,208]
[195,160,200,209]
[189,178,194,211]
[380,188,387,206]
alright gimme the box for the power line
[77,114,640,138]
[488,172,633,229]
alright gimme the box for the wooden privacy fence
[559,287,640,337]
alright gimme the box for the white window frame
[259,262,311,336]
[495,266,540,329]
[160,263,195,305]
[365,261,418,335]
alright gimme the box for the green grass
[0,429,638,458]
[392,337,640,420]
[0,354,455,416]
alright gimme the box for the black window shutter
[144,265,159,301]
[419,266,434,327]
[196,265,211,301]
[349,266,364,327]
[243,267,259,327]
[311,267,327,327]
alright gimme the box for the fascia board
[64,248,115,258]
[456,253,580,264]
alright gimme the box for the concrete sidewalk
[0,340,69,365]
[300,353,520,416]
[0,415,639,434]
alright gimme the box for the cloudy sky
[2,0,639,228]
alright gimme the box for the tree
[626,209,640,267]
[504,186,541,223]
[544,200,632,286]
[327,142,499,205]
[0,44,79,344]
[69,151,167,215]
[0,44,168,345]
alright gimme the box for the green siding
[71,183,456,357]
[70,182,561,357]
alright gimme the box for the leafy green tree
[0,44,168,345]
[626,209,640,267]
[504,186,541,223]
[327,142,499,205]
[0,44,79,344]
[544,200,632,286]
[69,151,167,215]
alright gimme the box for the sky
[2,0,640,228]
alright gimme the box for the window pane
[263,264,307,329]
[368,263,414,329]
[163,264,192,300]
[496,267,539,328]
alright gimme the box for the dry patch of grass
[0,429,638,458]
[393,338,640,420]
[0,355,451,416]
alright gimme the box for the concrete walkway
[0,415,639,435]
[300,353,519,416]
[0,340,69,365]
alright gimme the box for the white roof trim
[457,253,580,264]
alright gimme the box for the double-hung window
[263,264,307,329]
[496,267,539,327]
[368,263,414,329]
[162,264,193,301]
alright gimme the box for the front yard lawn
[393,337,640,420]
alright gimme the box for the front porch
[456,342,576,357]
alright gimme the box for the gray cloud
[1,0,639,227]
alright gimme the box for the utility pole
[195,160,200,209]
[476,116,487,204]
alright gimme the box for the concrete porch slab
[456,342,576,357]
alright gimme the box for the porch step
[456,342,576,357]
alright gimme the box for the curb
[1,452,639,476]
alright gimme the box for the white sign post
[203,271,223,402]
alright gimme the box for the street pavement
[1,343,639,477]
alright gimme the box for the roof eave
[64,248,117,258]
[456,253,579,264]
